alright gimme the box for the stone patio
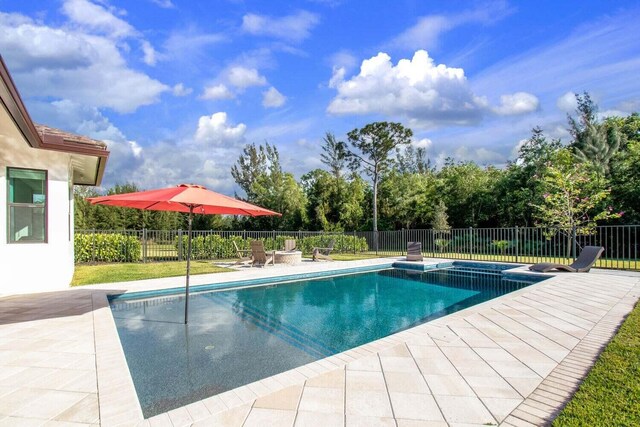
[0,258,638,427]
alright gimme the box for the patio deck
[0,258,638,427]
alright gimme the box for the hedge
[75,233,141,263]
[175,234,369,260]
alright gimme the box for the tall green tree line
[76,93,640,231]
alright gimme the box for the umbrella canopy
[88,184,280,323]
[88,184,280,216]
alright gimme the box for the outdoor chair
[406,241,424,262]
[529,246,604,273]
[251,240,275,267]
[232,241,252,266]
[284,239,297,252]
[313,239,335,261]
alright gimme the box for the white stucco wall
[0,133,75,294]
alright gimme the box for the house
[0,56,110,294]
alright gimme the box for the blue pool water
[110,265,545,417]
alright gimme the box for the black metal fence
[75,225,640,270]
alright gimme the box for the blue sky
[2,0,639,194]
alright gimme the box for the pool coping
[88,258,640,426]
[2,258,637,426]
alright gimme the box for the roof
[35,123,109,152]
[0,56,109,185]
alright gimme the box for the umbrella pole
[184,206,193,324]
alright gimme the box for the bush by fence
[75,225,640,270]
[174,234,369,260]
[75,233,141,263]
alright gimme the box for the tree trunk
[373,177,378,232]
[373,174,378,251]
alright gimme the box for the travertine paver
[0,259,638,426]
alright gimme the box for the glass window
[7,168,47,243]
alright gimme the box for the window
[7,168,47,243]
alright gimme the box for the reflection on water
[111,268,534,417]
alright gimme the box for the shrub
[492,240,511,254]
[434,238,450,252]
[75,233,141,263]
[175,234,369,259]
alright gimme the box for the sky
[1,0,639,195]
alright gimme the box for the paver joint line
[1,261,638,427]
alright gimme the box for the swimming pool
[110,263,546,417]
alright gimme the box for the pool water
[110,266,544,417]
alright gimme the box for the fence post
[469,227,473,260]
[401,228,405,256]
[91,229,96,263]
[178,229,183,261]
[572,225,577,260]
[142,228,147,263]
[515,226,519,263]
[353,230,356,254]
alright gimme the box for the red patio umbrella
[88,184,280,323]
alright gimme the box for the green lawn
[72,261,232,286]
[553,301,640,426]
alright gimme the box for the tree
[230,143,268,199]
[431,200,450,231]
[610,139,640,222]
[437,160,501,227]
[531,149,621,254]
[568,91,597,143]
[494,127,563,226]
[341,122,413,238]
[568,92,621,176]
[378,171,436,229]
[320,132,346,180]
[396,145,431,174]
[232,143,307,230]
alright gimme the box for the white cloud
[241,11,319,43]
[453,146,506,165]
[194,112,247,145]
[162,29,226,62]
[172,83,192,97]
[0,11,168,113]
[389,16,453,51]
[328,50,538,127]
[327,50,489,126]
[328,50,357,70]
[141,40,157,66]
[412,137,433,149]
[0,12,96,72]
[388,2,512,51]
[262,87,286,108]
[62,0,136,39]
[201,84,234,100]
[150,0,175,8]
[556,91,577,113]
[328,66,346,88]
[493,92,539,115]
[227,66,267,88]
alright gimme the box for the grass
[553,301,640,426]
[71,261,232,286]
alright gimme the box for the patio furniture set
[233,239,336,267]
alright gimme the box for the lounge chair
[232,241,252,266]
[313,239,335,261]
[529,246,604,273]
[251,240,275,267]
[284,239,297,252]
[406,241,423,261]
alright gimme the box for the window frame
[6,167,48,244]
